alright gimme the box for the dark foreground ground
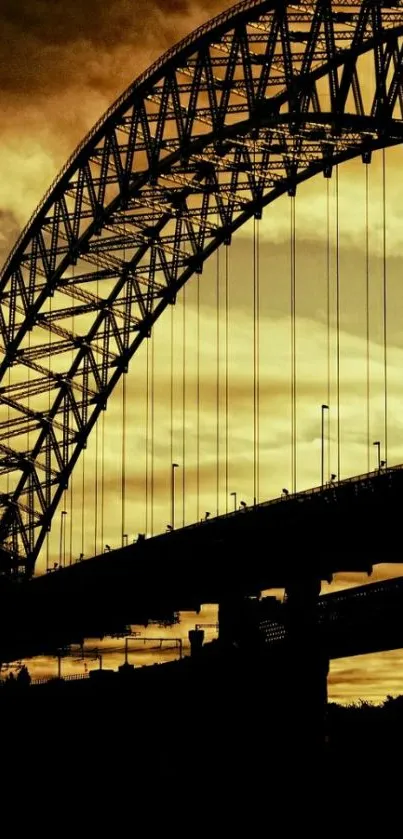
[2,646,402,785]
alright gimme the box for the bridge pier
[218,593,262,649]
[217,586,329,750]
[284,577,329,750]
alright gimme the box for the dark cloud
[0,210,20,264]
[0,0,233,235]
[0,0,231,99]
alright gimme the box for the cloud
[0,1,230,97]
[238,145,403,258]
[0,1,232,228]
[329,649,403,704]
[0,209,20,265]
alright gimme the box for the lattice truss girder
[1,0,403,573]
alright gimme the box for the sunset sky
[2,0,403,701]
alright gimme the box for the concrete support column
[188,628,205,658]
[284,577,329,750]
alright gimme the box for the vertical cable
[63,508,67,569]
[151,331,155,536]
[122,211,127,544]
[216,246,220,517]
[290,195,296,494]
[253,214,260,506]
[253,136,257,506]
[253,215,257,505]
[365,163,370,473]
[94,262,100,556]
[170,304,174,468]
[46,294,52,572]
[145,337,150,535]
[80,258,85,558]
[336,165,341,481]
[290,197,295,492]
[6,368,10,497]
[59,509,63,570]
[69,470,74,564]
[182,287,186,528]
[225,245,229,513]
[94,265,98,557]
[122,372,127,543]
[46,525,50,573]
[27,336,30,482]
[382,147,388,465]
[170,302,175,530]
[101,409,105,552]
[257,219,260,504]
[326,178,331,481]
[81,448,85,559]
[70,268,75,564]
[94,420,98,555]
[27,324,31,564]
[196,276,200,521]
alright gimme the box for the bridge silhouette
[262,575,403,659]
[0,463,402,663]
[2,0,403,722]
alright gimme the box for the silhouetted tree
[16,665,31,688]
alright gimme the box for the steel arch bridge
[1,0,403,576]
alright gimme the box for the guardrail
[75,461,403,556]
[0,673,91,687]
[34,673,90,684]
[177,461,403,535]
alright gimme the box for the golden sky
[2,0,403,701]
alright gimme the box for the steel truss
[1,0,403,575]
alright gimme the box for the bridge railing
[31,673,90,685]
[64,461,403,559]
[173,462,403,535]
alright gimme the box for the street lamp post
[230,491,237,512]
[171,463,179,530]
[59,510,67,568]
[321,405,329,488]
[63,511,67,569]
[373,440,381,471]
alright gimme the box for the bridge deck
[261,575,403,659]
[1,464,403,661]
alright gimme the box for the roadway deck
[1,464,403,661]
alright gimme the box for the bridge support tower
[284,577,329,750]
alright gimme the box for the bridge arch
[1,0,403,574]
